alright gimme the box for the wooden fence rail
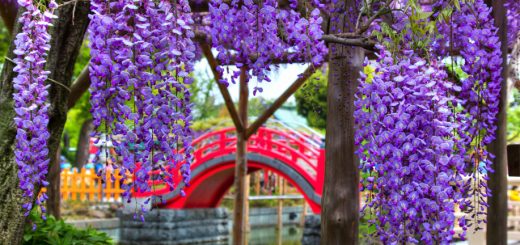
[42,168,126,202]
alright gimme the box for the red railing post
[266,130,272,151]
[220,131,226,150]
[316,138,326,195]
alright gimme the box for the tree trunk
[46,147,62,219]
[0,0,17,34]
[233,67,249,245]
[0,3,90,244]
[75,118,93,169]
[486,0,509,243]
[321,0,364,244]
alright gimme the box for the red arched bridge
[135,124,325,213]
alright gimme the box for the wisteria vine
[88,0,195,219]
[356,0,503,243]
[12,0,56,219]
[7,0,515,242]
[506,0,519,48]
[208,0,327,93]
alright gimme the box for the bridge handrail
[140,126,323,196]
[261,119,323,148]
[251,127,320,159]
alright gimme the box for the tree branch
[199,42,244,132]
[67,63,90,109]
[356,0,393,35]
[321,34,376,51]
[218,52,330,66]
[246,65,318,138]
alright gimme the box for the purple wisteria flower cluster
[12,0,56,218]
[355,0,503,243]
[88,0,195,219]
[436,0,503,229]
[356,49,464,244]
[506,0,519,47]
[208,0,327,93]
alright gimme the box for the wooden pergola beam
[218,52,331,65]
[246,65,318,139]
[199,43,244,132]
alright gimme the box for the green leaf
[23,234,32,242]
[416,11,432,20]
[454,0,461,11]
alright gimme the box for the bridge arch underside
[156,153,322,213]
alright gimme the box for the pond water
[105,223,304,244]
[248,225,303,245]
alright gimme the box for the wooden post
[300,201,307,227]
[277,176,284,230]
[486,0,509,243]
[232,67,249,245]
[276,176,285,245]
[254,172,261,195]
[321,0,364,244]
[244,175,251,232]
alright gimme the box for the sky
[193,57,310,104]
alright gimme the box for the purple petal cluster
[435,0,503,229]
[506,0,519,47]
[356,48,464,244]
[356,0,503,243]
[12,0,56,217]
[88,0,195,215]
[208,0,327,91]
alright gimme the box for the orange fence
[44,168,127,202]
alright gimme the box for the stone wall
[118,208,230,245]
[301,215,321,245]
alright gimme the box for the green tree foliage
[62,40,91,161]
[0,20,10,65]
[190,74,218,120]
[248,97,269,118]
[294,69,327,129]
[509,90,520,143]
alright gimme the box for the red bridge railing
[135,126,325,203]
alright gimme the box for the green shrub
[23,210,113,245]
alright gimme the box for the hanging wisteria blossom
[88,0,195,219]
[12,0,57,219]
[506,0,519,47]
[356,0,502,243]
[208,0,327,93]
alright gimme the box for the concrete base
[118,208,230,245]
